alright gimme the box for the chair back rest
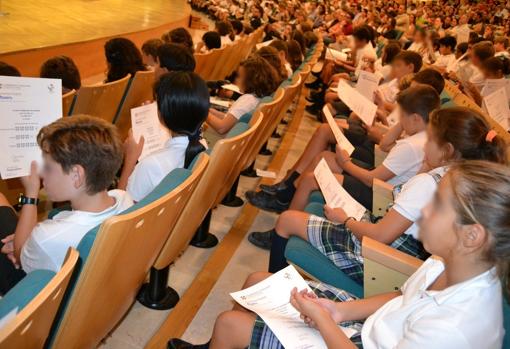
[72,74,131,123]
[195,49,224,81]
[61,90,76,116]
[211,44,235,80]
[113,70,155,140]
[153,120,260,269]
[0,249,78,348]
[50,163,205,348]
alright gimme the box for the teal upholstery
[304,202,325,218]
[238,96,273,123]
[309,191,326,205]
[46,168,191,347]
[285,237,363,298]
[0,270,55,318]
[504,300,510,348]
[439,90,453,107]
[225,122,249,138]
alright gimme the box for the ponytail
[184,128,205,169]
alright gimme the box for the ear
[460,223,488,251]
[71,165,87,190]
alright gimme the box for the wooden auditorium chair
[45,156,208,348]
[0,249,79,348]
[113,70,156,140]
[135,116,262,310]
[61,89,76,116]
[71,74,131,123]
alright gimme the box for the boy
[141,38,164,68]
[433,36,457,73]
[0,115,133,295]
[494,36,510,58]
[155,43,196,79]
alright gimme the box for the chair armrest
[372,178,393,218]
[373,144,388,167]
[362,237,422,277]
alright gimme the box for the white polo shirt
[434,53,456,70]
[383,131,427,186]
[362,257,504,348]
[228,93,261,120]
[127,136,189,202]
[392,167,447,239]
[21,190,133,273]
[377,78,400,104]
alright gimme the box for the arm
[14,162,40,261]
[207,110,238,135]
[118,131,144,191]
[378,123,403,152]
[336,147,396,187]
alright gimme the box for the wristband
[18,194,39,206]
[344,216,356,226]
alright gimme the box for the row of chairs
[0,35,323,349]
[60,26,265,141]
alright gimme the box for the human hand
[324,205,348,224]
[1,234,19,268]
[21,161,40,198]
[124,129,144,165]
[290,288,340,328]
[335,145,351,165]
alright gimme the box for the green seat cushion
[225,122,249,137]
[309,191,326,205]
[304,202,325,217]
[0,269,56,318]
[285,236,363,298]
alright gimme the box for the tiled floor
[99,100,319,348]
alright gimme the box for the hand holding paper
[337,80,377,126]
[483,87,510,131]
[130,102,169,160]
[322,106,355,155]
[314,158,366,221]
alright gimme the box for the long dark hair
[154,72,209,168]
[104,38,146,83]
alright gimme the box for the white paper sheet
[483,87,510,131]
[456,26,471,44]
[131,102,169,160]
[481,79,510,100]
[256,39,274,50]
[322,106,355,155]
[255,169,276,178]
[0,307,17,330]
[0,76,62,179]
[314,158,366,220]
[210,96,233,109]
[337,80,377,126]
[356,71,380,102]
[230,265,357,349]
[325,47,348,62]
[221,83,243,95]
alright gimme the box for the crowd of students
[1,0,510,348]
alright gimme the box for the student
[266,107,508,276]
[433,36,457,72]
[206,55,280,135]
[170,160,509,349]
[333,26,376,74]
[0,61,21,76]
[230,19,244,40]
[162,27,194,53]
[155,43,196,79]
[118,72,209,202]
[141,38,164,68]
[467,41,495,88]
[216,21,233,47]
[466,56,510,106]
[40,56,81,94]
[287,40,304,71]
[270,40,293,77]
[199,31,222,53]
[104,38,147,83]
[374,41,401,83]
[494,36,510,58]
[0,116,133,295]
[257,46,288,82]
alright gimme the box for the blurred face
[40,153,82,202]
[398,107,416,134]
[439,44,451,55]
[154,60,168,80]
[434,17,442,27]
[392,59,414,79]
[142,53,157,68]
[418,176,460,257]
[424,124,449,168]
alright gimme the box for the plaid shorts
[249,281,364,349]
[307,215,429,285]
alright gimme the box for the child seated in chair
[206,55,280,137]
[118,71,209,202]
[0,115,133,295]
[169,160,509,349]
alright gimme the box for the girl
[266,107,508,277]
[374,41,401,83]
[40,56,81,94]
[257,46,289,82]
[118,71,209,202]
[464,56,510,106]
[287,40,304,71]
[104,38,147,83]
[169,160,509,349]
[206,55,280,136]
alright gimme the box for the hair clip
[486,129,497,143]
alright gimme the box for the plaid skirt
[307,215,429,285]
[249,281,364,349]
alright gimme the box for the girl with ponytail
[119,71,209,202]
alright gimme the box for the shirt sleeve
[382,141,417,177]
[396,320,471,349]
[227,94,259,119]
[20,225,58,273]
[392,174,437,222]
[127,160,158,202]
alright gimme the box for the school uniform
[284,62,293,78]
[127,136,189,202]
[227,93,261,120]
[250,256,503,349]
[434,53,456,70]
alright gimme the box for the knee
[215,311,239,334]
[275,210,299,237]
[244,271,271,288]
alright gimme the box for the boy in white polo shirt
[0,115,133,295]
